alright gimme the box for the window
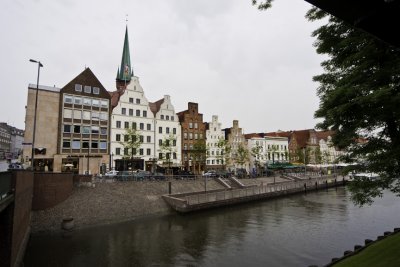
[159,127,162,134]
[161,115,164,120]
[124,148,129,155]
[73,125,80,133]
[93,87,100,94]
[83,98,91,106]
[173,128,176,134]
[99,113,108,121]
[189,122,193,129]
[139,149,143,155]
[136,99,140,104]
[136,110,140,116]
[82,140,90,149]
[82,126,91,134]
[64,95,73,104]
[124,135,129,142]
[166,115,169,120]
[122,108,126,115]
[84,86,91,93]
[72,140,80,149]
[189,133,193,140]
[159,153,163,159]
[143,111,147,117]
[74,97,82,105]
[92,126,99,134]
[75,84,82,92]
[129,109,133,116]
[147,149,151,155]
[73,110,82,120]
[140,123,144,130]
[101,100,108,108]
[91,141,98,148]
[64,109,72,118]
[62,139,71,148]
[173,140,176,146]
[184,144,187,150]
[194,123,198,129]
[199,133,203,139]
[194,133,198,140]
[91,112,99,120]
[159,139,162,145]
[100,141,107,150]
[116,148,121,155]
[100,127,107,135]
[173,153,177,159]
[147,124,151,131]
[166,127,170,134]
[116,134,121,141]
[63,124,71,133]
[129,98,134,103]
[184,132,187,139]
[116,121,121,128]
[189,144,193,150]
[92,99,99,107]
[140,135,144,143]
[82,111,90,120]
[132,122,137,129]
[171,116,174,121]
[147,136,151,143]
[124,122,129,128]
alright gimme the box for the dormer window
[93,87,100,94]
[75,84,82,92]
[84,86,91,93]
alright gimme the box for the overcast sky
[1,0,326,133]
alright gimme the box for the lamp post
[29,59,43,170]
[110,152,114,171]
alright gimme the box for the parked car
[203,170,217,178]
[104,170,119,177]
[151,172,166,181]
[116,171,134,181]
[8,163,23,170]
[175,170,195,180]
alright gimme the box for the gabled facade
[150,95,182,170]
[23,68,111,174]
[57,68,111,174]
[223,120,247,173]
[205,115,225,171]
[177,102,206,174]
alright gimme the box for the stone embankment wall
[30,179,225,233]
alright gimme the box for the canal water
[24,187,400,267]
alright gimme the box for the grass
[333,231,400,267]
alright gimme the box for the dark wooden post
[168,181,172,194]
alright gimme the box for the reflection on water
[24,187,400,267]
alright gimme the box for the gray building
[0,123,11,160]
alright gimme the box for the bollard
[344,250,352,256]
[304,183,307,194]
[168,181,172,194]
[384,231,392,236]
[365,239,373,245]
[325,180,328,191]
[354,245,362,250]
[315,181,318,191]
[331,258,339,262]
[394,228,400,232]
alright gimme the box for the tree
[191,140,208,174]
[251,144,263,175]
[119,127,142,160]
[216,138,231,170]
[305,8,400,205]
[159,134,177,175]
[235,144,249,170]
[253,2,400,205]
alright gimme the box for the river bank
[31,176,288,233]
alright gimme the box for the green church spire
[116,26,133,82]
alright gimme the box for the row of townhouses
[22,27,343,175]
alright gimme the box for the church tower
[116,26,133,89]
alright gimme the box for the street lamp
[29,59,43,170]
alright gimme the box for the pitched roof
[149,98,164,116]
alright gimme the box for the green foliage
[251,0,274,10]
[119,127,142,159]
[305,8,400,205]
[251,144,263,170]
[216,138,230,167]
[158,134,177,169]
[235,144,249,167]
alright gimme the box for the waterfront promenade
[30,176,289,233]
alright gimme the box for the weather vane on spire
[125,14,128,24]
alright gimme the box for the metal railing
[184,177,341,205]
